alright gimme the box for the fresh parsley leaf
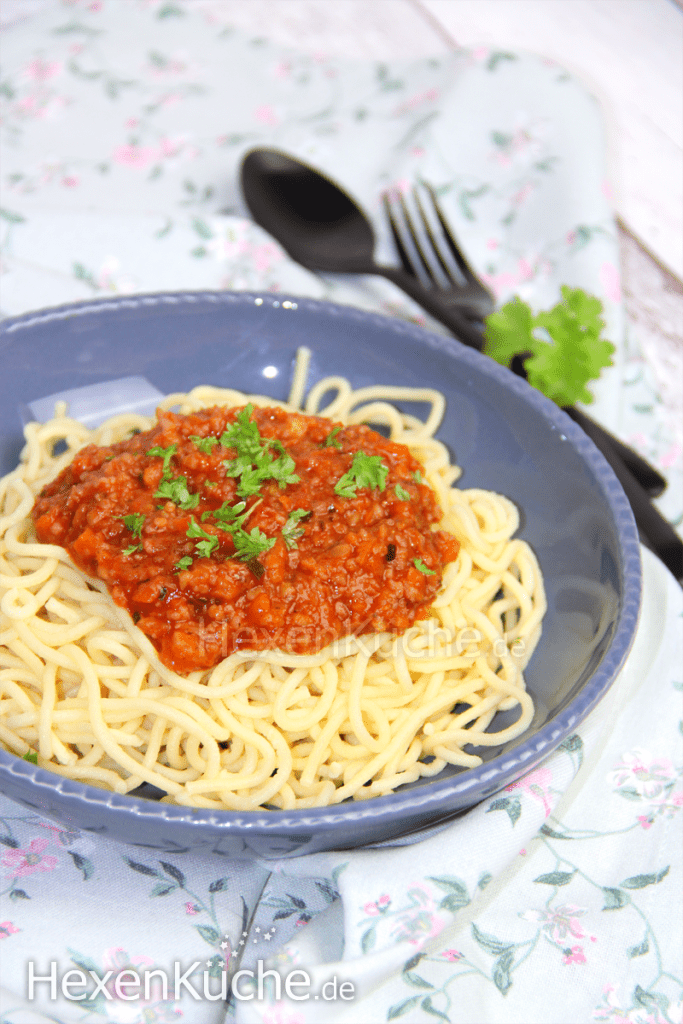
[202,500,248,527]
[155,474,199,510]
[175,555,193,572]
[148,443,177,474]
[224,436,299,497]
[484,296,535,366]
[219,404,262,457]
[186,519,219,558]
[413,558,435,575]
[413,470,422,484]
[190,435,219,454]
[282,508,309,549]
[268,450,299,489]
[23,750,38,764]
[231,526,275,562]
[325,426,342,449]
[227,460,264,497]
[395,484,411,501]
[121,513,145,538]
[483,287,616,407]
[334,451,389,498]
[123,544,141,557]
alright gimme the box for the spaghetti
[0,351,546,808]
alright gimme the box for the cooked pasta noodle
[0,350,545,808]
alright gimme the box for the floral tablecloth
[0,3,681,1023]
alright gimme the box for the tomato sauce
[32,405,459,674]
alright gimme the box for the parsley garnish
[148,443,177,474]
[202,500,248,529]
[186,520,219,558]
[121,513,145,538]
[395,484,411,501]
[334,452,389,499]
[222,404,300,497]
[413,470,422,484]
[190,435,220,454]
[155,474,199,510]
[148,442,199,509]
[325,426,342,449]
[120,513,145,555]
[413,558,435,575]
[23,750,38,764]
[230,526,275,562]
[483,287,616,407]
[282,508,309,549]
[219,404,262,456]
[197,496,274,564]
[175,555,193,572]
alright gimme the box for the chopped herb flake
[334,451,388,499]
[282,508,310,549]
[413,470,422,484]
[148,443,177,474]
[23,750,38,764]
[190,434,220,454]
[202,500,248,525]
[325,426,342,449]
[414,558,435,575]
[155,474,199,510]
[187,519,219,558]
[222,411,300,497]
[219,403,262,456]
[395,484,411,501]
[175,556,193,572]
[121,513,145,538]
[123,544,142,557]
[231,526,275,562]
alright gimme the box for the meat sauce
[32,405,460,674]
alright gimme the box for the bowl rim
[0,290,643,835]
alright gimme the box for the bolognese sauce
[32,405,459,673]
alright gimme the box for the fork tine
[382,192,415,279]
[397,192,436,282]
[412,187,454,283]
[421,181,479,285]
[383,191,434,284]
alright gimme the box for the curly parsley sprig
[483,286,615,407]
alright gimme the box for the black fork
[383,182,495,325]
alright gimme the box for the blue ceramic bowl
[0,292,641,857]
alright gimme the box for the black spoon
[240,147,484,349]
